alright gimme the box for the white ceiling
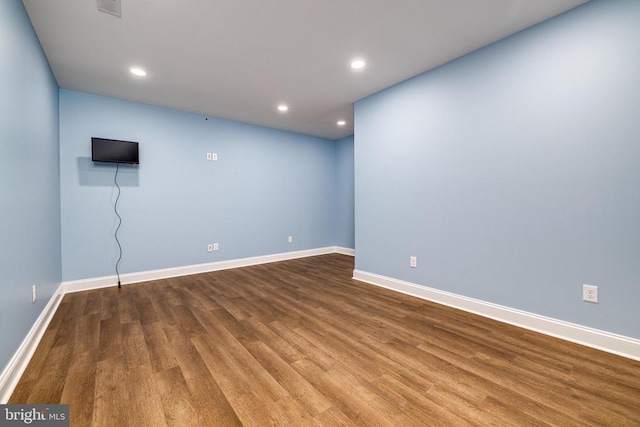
[22,0,587,140]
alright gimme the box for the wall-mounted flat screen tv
[92,137,139,164]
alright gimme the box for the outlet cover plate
[583,284,598,303]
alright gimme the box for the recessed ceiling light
[277,104,289,112]
[129,67,147,77]
[337,120,346,126]
[350,59,366,70]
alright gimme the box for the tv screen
[91,137,139,164]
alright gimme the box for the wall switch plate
[213,243,219,251]
[583,284,598,303]
[288,236,293,243]
[32,285,36,303]
[207,244,213,252]
[410,256,417,268]
[206,152,212,160]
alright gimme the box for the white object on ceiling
[96,0,120,17]
[22,0,587,140]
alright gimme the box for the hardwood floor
[10,254,640,426]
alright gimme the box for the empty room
[1,0,639,425]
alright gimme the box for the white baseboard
[353,269,640,362]
[0,285,64,403]
[334,246,355,256]
[63,246,348,294]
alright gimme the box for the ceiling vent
[97,0,121,17]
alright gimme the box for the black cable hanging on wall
[114,163,123,288]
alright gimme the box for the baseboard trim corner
[352,269,640,362]
[0,284,64,403]
[334,246,355,256]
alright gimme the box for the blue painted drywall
[334,136,355,249]
[60,90,337,281]
[0,1,61,372]
[354,0,640,338]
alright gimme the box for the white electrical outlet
[213,243,219,251]
[206,152,212,160]
[288,235,293,243]
[212,153,218,161]
[410,256,417,268]
[583,284,598,303]
[207,244,213,252]
[32,285,36,303]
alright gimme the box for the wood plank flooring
[10,254,640,426]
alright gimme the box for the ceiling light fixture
[130,67,147,77]
[350,59,366,70]
[337,120,346,126]
[277,104,289,112]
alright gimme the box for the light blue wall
[354,0,640,338]
[0,1,61,371]
[60,90,337,281]
[334,136,355,249]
